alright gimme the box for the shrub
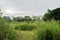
[36,29,53,40]
[45,30,53,40]
[35,28,46,40]
[35,21,60,40]
[0,19,17,40]
[15,22,36,31]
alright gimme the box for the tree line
[2,16,41,22]
[0,7,60,22]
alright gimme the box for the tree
[3,16,12,22]
[23,16,32,22]
[32,16,40,21]
[43,8,60,21]
[0,9,2,18]
[13,16,24,22]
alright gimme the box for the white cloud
[0,0,60,16]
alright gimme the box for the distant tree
[42,9,52,21]
[32,16,40,21]
[23,16,32,22]
[18,16,24,21]
[13,16,24,22]
[3,16,12,22]
[43,8,60,21]
[0,9,3,18]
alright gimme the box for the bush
[45,30,53,40]
[15,22,36,31]
[36,21,60,40]
[0,19,17,40]
[36,29,53,40]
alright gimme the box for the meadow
[0,19,60,40]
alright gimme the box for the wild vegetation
[0,8,60,40]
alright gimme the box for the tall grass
[36,21,60,40]
[0,19,17,40]
[0,19,60,40]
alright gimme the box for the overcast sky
[0,0,60,16]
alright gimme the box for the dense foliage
[43,8,60,21]
[0,19,17,40]
[36,21,60,40]
[0,10,17,40]
[15,22,36,31]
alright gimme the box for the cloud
[0,0,60,16]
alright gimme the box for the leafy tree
[0,9,2,18]
[32,16,40,21]
[24,16,32,22]
[43,8,60,21]
[3,16,12,22]
[13,16,24,22]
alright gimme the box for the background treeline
[2,16,41,22]
[2,8,60,22]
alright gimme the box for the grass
[16,31,35,40]
[1,20,60,40]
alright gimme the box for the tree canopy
[43,8,60,21]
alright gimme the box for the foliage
[1,17,60,40]
[12,16,41,22]
[15,22,36,31]
[24,16,32,22]
[36,21,60,40]
[13,16,24,22]
[43,8,60,21]
[3,16,12,22]
[0,19,17,40]
[1,8,60,40]
[32,16,41,21]
[36,29,53,40]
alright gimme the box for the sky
[0,0,60,16]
